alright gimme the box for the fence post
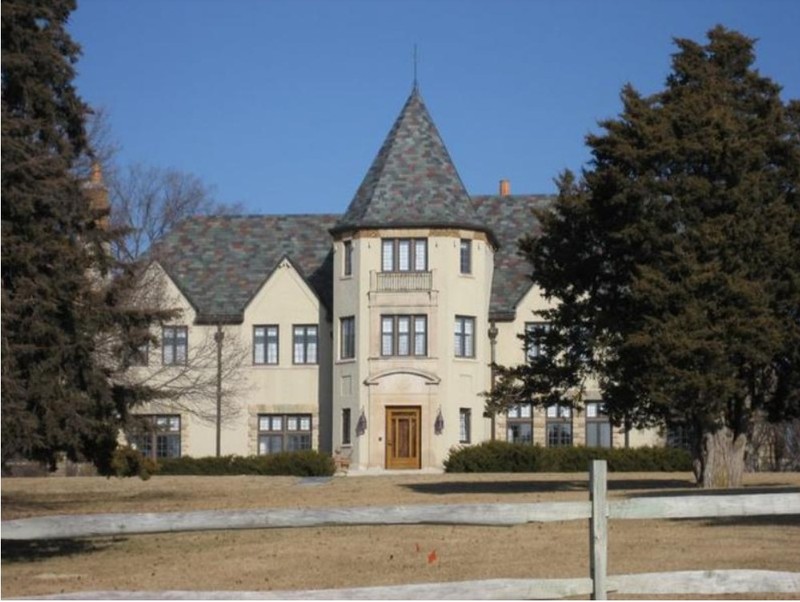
[590,459,608,600]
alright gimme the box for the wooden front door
[386,407,421,469]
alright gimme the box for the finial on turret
[413,44,419,92]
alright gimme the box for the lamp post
[488,321,499,440]
[214,324,224,457]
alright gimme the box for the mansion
[122,87,661,470]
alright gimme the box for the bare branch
[108,163,244,263]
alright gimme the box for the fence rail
[3,493,796,542]
[19,571,800,600]
[4,462,799,599]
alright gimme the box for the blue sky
[70,0,800,214]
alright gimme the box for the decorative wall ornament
[356,409,367,436]
[434,407,444,435]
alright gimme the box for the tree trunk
[695,427,747,488]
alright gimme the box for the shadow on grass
[2,489,184,519]
[628,484,800,498]
[699,514,800,528]
[1,537,123,564]
[403,478,694,496]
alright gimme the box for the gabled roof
[332,88,495,244]
[152,197,554,325]
[473,194,554,321]
[152,215,338,323]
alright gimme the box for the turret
[331,87,496,470]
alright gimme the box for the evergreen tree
[2,0,170,473]
[489,27,800,487]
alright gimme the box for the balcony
[374,271,433,292]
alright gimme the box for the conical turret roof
[332,88,495,244]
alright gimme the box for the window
[666,421,693,451]
[525,322,551,360]
[258,414,312,454]
[381,238,427,272]
[414,239,427,271]
[293,325,318,364]
[253,325,279,365]
[460,239,472,274]
[162,326,187,365]
[343,240,353,276]
[129,415,181,459]
[546,404,573,447]
[342,408,352,445]
[459,408,472,443]
[381,315,427,357]
[586,402,612,448]
[507,403,533,444]
[128,342,149,367]
[454,316,475,358]
[340,317,355,360]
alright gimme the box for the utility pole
[214,324,224,457]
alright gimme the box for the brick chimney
[499,179,510,196]
[83,162,109,229]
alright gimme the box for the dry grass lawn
[2,471,799,598]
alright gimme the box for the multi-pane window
[381,238,427,272]
[342,408,352,445]
[454,316,475,358]
[129,415,181,459]
[586,402,612,448]
[525,322,551,360]
[413,239,426,271]
[460,239,472,274]
[293,325,318,364]
[162,326,188,365]
[381,315,427,357]
[340,317,355,360]
[343,240,353,276]
[129,342,149,367]
[507,403,533,444]
[253,325,279,365]
[666,421,693,451]
[258,414,312,454]
[546,404,573,447]
[459,408,472,443]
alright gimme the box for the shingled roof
[332,87,495,244]
[153,198,553,324]
[149,90,555,325]
[153,215,338,324]
[473,194,554,321]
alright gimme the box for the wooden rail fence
[3,460,799,599]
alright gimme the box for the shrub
[444,442,691,473]
[157,450,336,477]
[111,446,158,480]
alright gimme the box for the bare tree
[80,105,243,261]
[115,265,250,430]
[124,328,249,426]
[72,105,121,181]
[109,163,243,262]
[78,106,249,438]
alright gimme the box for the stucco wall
[128,259,332,458]
[332,228,494,469]
[130,238,664,465]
